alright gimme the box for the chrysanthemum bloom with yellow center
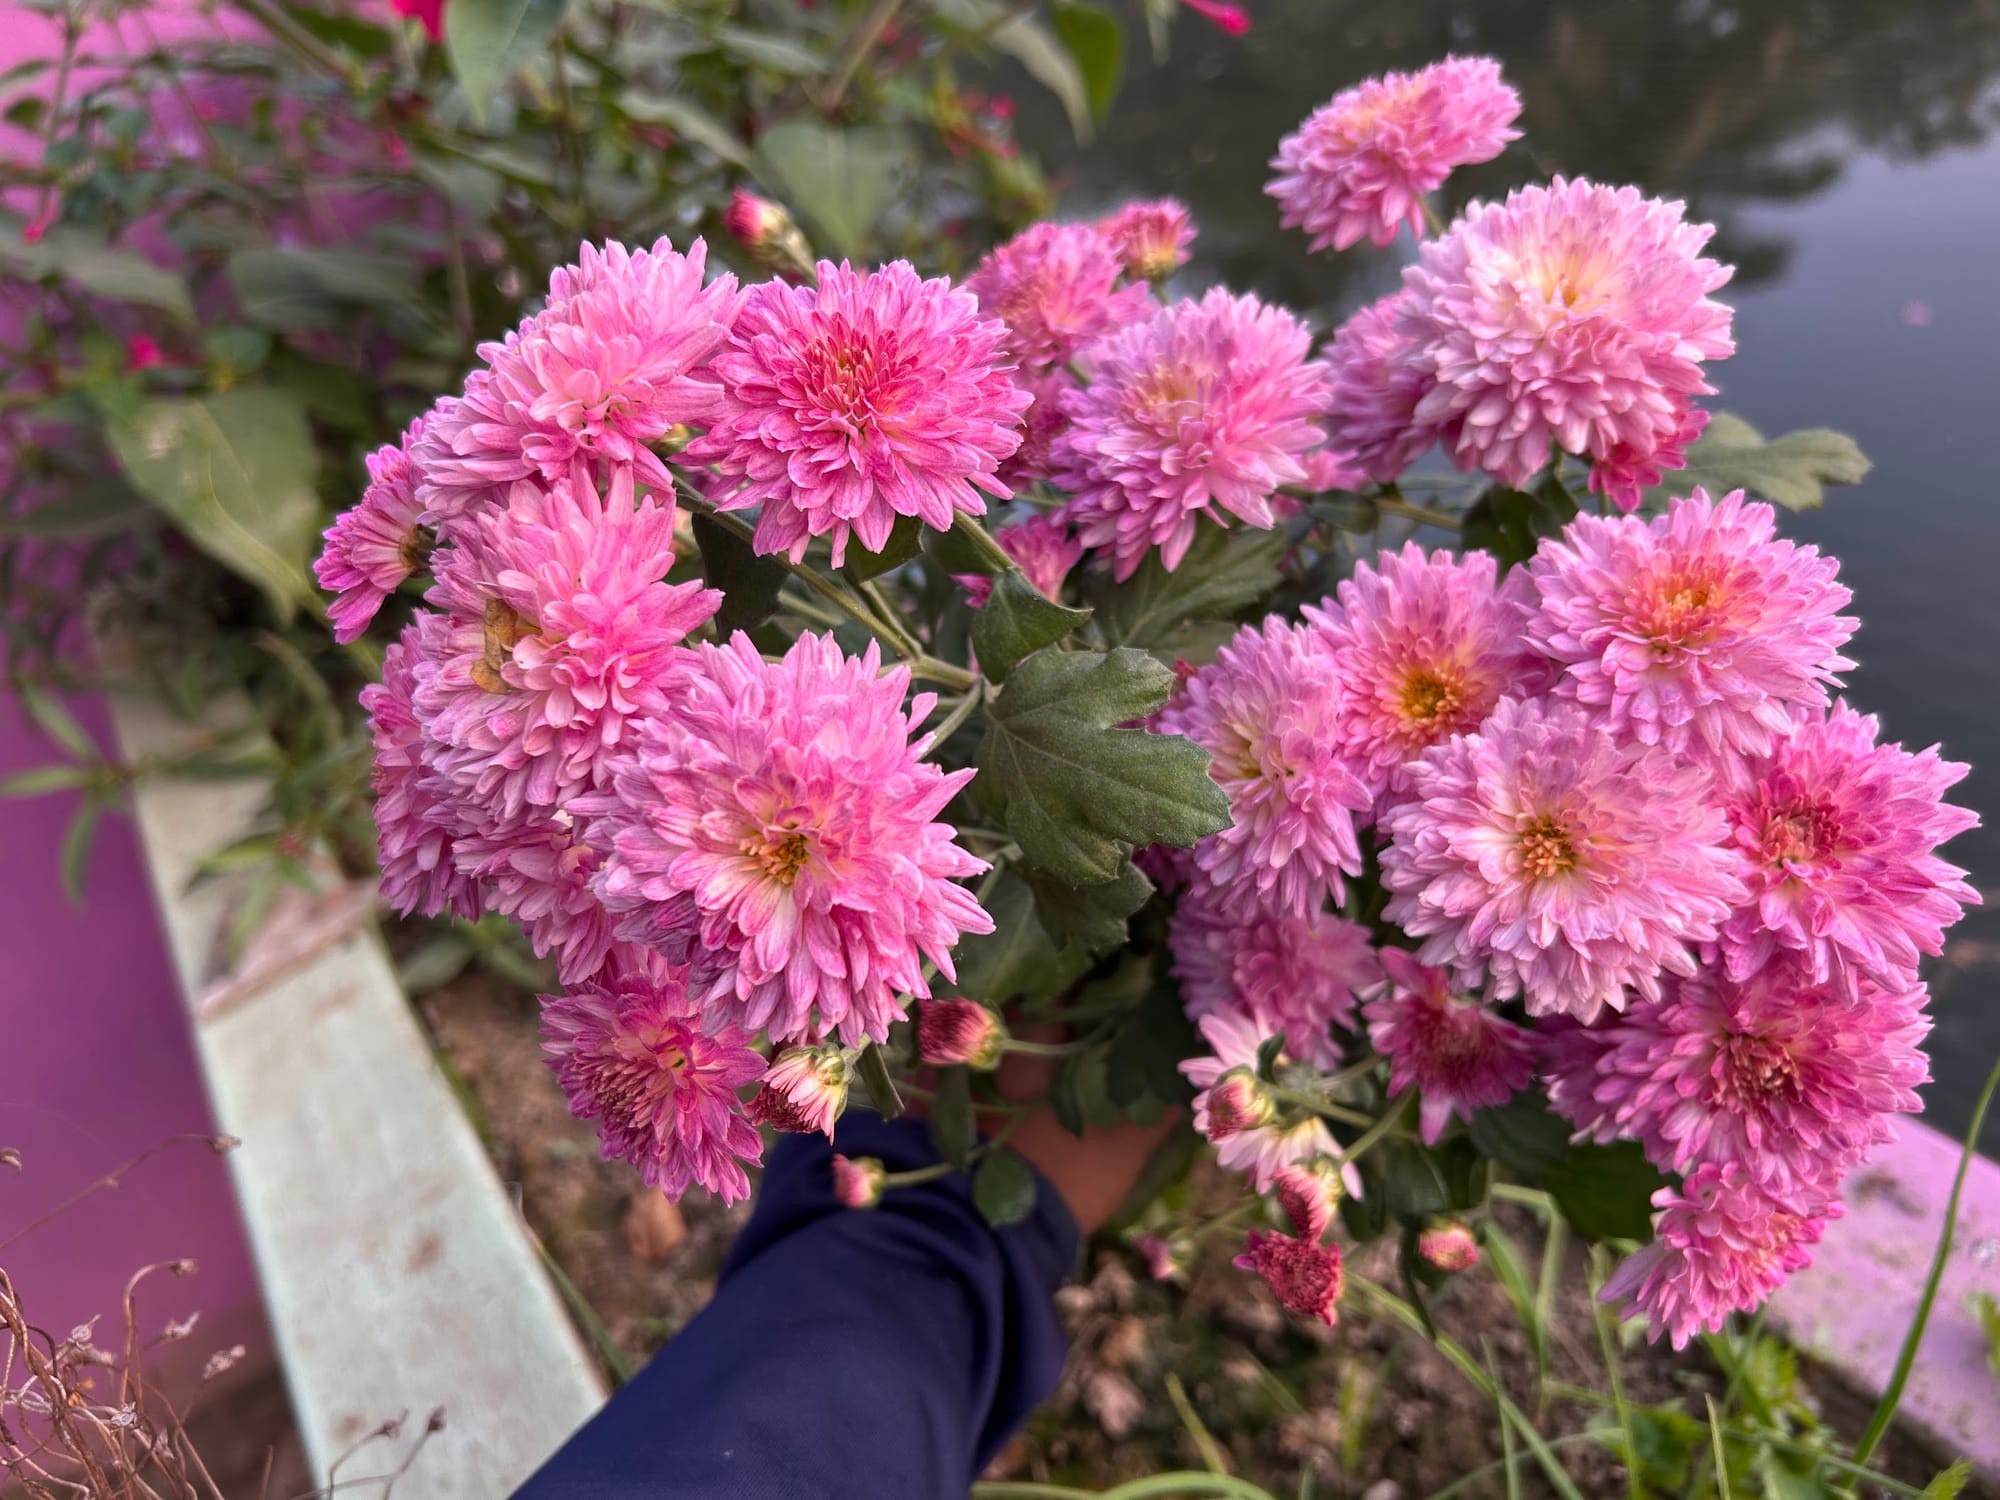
[749,1045,850,1137]
[963,220,1155,372]
[1380,696,1745,1021]
[1318,290,1437,484]
[1095,198,1195,280]
[316,414,429,643]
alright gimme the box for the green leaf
[104,390,322,622]
[976,646,1229,885]
[1103,1118,1199,1232]
[1313,493,1381,532]
[1544,1141,1667,1242]
[1969,1289,2000,1381]
[0,764,93,797]
[1051,3,1124,125]
[445,0,568,125]
[1026,859,1153,953]
[842,514,924,583]
[1467,1090,1577,1185]
[932,1065,976,1168]
[856,1041,904,1119]
[991,14,1093,142]
[973,1145,1038,1226]
[15,679,99,762]
[709,23,828,74]
[60,796,103,906]
[951,872,1091,1004]
[756,120,908,261]
[921,520,995,576]
[227,248,422,332]
[970,570,1091,683]
[619,91,754,167]
[396,932,477,994]
[0,225,194,322]
[1051,1044,1122,1134]
[1084,523,1286,649]
[1461,477,1579,571]
[1377,1137,1489,1224]
[1921,1460,1973,1500]
[1644,412,1872,513]
[693,514,787,639]
[1104,973,1198,1110]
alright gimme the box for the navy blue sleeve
[513,1112,1080,1499]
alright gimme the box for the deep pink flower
[749,1046,850,1137]
[1305,541,1552,815]
[417,468,718,823]
[1096,199,1195,280]
[1056,288,1331,580]
[316,417,429,644]
[391,0,444,41]
[1719,701,1979,998]
[996,369,1079,491]
[1545,958,1929,1198]
[1418,1222,1481,1272]
[1182,1010,1336,1188]
[1318,291,1436,483]
[831,1153,885,1207]
[1589,402,1709,512]
[1380,696,1745,1020]
[686,260,1029,567]
[125,334,167,372]
[1601,1165,1834,1349]
[963,222,1154,373]
[959,510,1084,607]
[1268,58,1520,252]
[1271,1161,1343,1242]
[1236,1230,1342,1324]
[917,998,1006,1069]
[1182,0,1250,35]
[540,961,766,1203]
[452,815,617,987]
[361,615,478,920]
[1364,949,1534,1143]
[723,190,786,250]
[1169,878,1381,1067]
[1524,490,1857,762]
[1158,618,1370,917]
[1399,179,1735,490]
[584,633,993,1045]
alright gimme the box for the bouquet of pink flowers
[321,56,1976,1349]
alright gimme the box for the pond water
[1011,0,2000,1148]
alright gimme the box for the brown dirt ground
[417,969,1973,1500]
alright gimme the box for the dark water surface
[1010,0,2000,1147]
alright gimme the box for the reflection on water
[1011,0,2000,1146]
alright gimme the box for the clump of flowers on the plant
[324,57,1972,1349]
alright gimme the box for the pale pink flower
[540,962,766,1203]
[1589,402,1709,513]
[1719,701,1979,998]
[316,417,428,643]
[1524,490,1857,761]
[1158,618,1370,917]
[1056,288,1331,580]
[417,469,718,822]
[1364,949,1534,1143]
[917,998,1006,1069]
[452,816,617,987]
[749,1046,850,1137]
[963,222,1154,372]
[1182,1010,1337,1189]
[1305,542,1552,814]
[583,633,993,1045]
[1267,57,1521,251]
[1236,1230,1343,1324]
[1602,1165,1835,1349]
[1319,291,1436,483]
[958,510,1084,608]
[831,1153,885,1208]
[1399,178,1735,491]
[1096,198,1195,280]
[1169,878,1382,1067]
[1544,958,1929,1198]
[361,616,478,920]
[687,260,1029,567]
[1380,696,1745,1021]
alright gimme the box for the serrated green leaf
[973,1145,1038,1226]
[842,514,924,583]
[932,1065,976,1168]
[1051,2,1124,125]
[951,872,1091,1004]
[921,520,994,576]
[1461,479,1579,571]
[0,763,92,797]
[1644,412,1872,513]
[1378,1137,1489,1224]
[970,570,1090,683]
[1051,1044,1122,1134]
[1026,859,1152,953]
[991,14,1093,143]
[1105,973,1198,1109]
[1467,1090,1577,1185]
[446,0,568,125]
[1921,1459,1973,1500]
[693,514,787,638]
[976,646,1229,885]
[105,390,321,621]
[1545,1141,1667,1242]
[1084,524,1286,649]
[757,120,908,261]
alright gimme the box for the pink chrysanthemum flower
[686,260,1030,567]
[749,1046,850,1137]
[917,998,1007,1069]
[1319,291,1436,484]
[1267,57,1521,252]
[1418,1222,1481,1272]
[1056,288,1332,580]
[1589,403,1709,513]
[1096,198,1195,280]
[963,222,1154,372]
[417,469,718,822]
[997,369,1079,490]
[1158,618,1370,917]
[541,962,766,1203]
[1380,696,1745,1021]
[1719,701,1979,998]
[959,510,1085,608]
[1399,178,1735,491]
[452,816,617,987]
[1602,1165,1835,1349]
[1524,490,1857,762]
[1182,1011,1337,1189]
[1305,542,1552,814]
[584,632,993,1045]
[317,416,428,643]
[1363,949,1534,1144]
[415,240,740,521]
[1169,878,1382,1067]
[361,615,479,920]
[1236,1229,1344,1325]
[1545,958,1929,1198]
[831,1153,886,1208]
[1271,1162,1340,1243]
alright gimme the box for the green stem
[1268,1087,1378,1130]
[1334,1091,1413,1166]
[953,510,1023,576]
[922,686,984,750]
[1347,1275,1491,1395]
[1421,198,1448,237]
[821,0,904,113]
[1376,495,1463,531]
[1000,1037,1091,1058]
[1586,1247,1641,1500]
[857,577,925,657]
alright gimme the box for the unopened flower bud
[1235,1229,1342,1324]
[724,189,788,250]
[1202,1068,1276,1141]
[831,1153,885,1208]
[1132,1233,1187,1283]
[749,1046,850,1137]
[1418,1220,1480,1273]
[917,998,1007,1070]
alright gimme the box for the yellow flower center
[1517,816,1578,880]
[748,830,813,886]
[1399,667,1466,728]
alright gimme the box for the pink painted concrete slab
[1770,1121,2000,1477]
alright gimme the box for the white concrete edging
[106,688,604,1497]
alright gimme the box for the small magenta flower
[317,416,429,644]
[964,222,1155,372]
[390,0,444,41]
[831,1153,886,1208]
[917,998,1007,1070]
[1236,1230,1343,1325]
[1096,199,1195,280]
[125,334,167,373]
[1182,0,1250,35]
[1418,1221,1481,1273]
[360,615,479,921]
[749,1046,851,1137]
[1364,950,1534,1144]
[723,189,787,250]
[1318,291,1435,484]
